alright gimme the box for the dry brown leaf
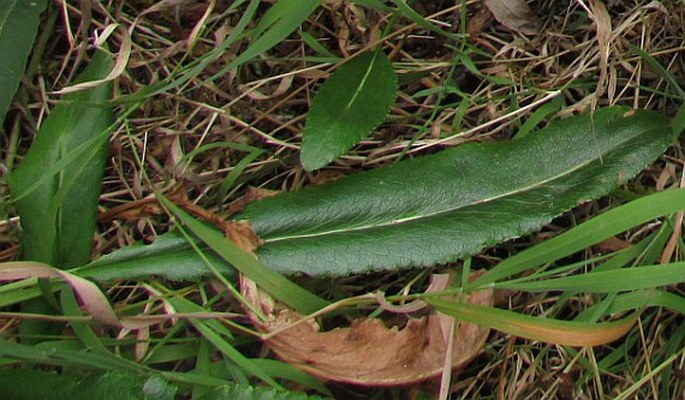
[594,236,631,253]
[468,7,495,38]
[239,75,295,101]
[483,0,538,35]
[587,0,612,111]
[241,271,493,386]
[98,198,164,222]
[225,186,281,216]
[660,168,685,264]
[308,170,348,186]
[224,220,263,253]
[168,188,265,252]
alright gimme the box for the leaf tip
[300,150,331,172]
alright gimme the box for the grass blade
[167,297,282,389]
[496,262,685,292]
[475,188,685,286]
[206,0,319,84]
[0,0,47,126]
[581,290,685,316]
[428,298,637,347]
[8,49,114,267]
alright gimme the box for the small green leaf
[8,49,114,267]
[238,107,674,275]
[0,0,47,127]
[300,51,398,170]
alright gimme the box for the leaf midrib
[344,52,378,111]
[262,132,641,243]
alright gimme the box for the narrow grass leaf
[213,0,319,81]
[515,94,564,139]
[475,188,685,286]
[117,0,259,103]
[143,343,200,365]
[8,49,114,267]
[167,297,282,389]
[550,227,667,316]
[299,30,337,58]
[191,341,212,399]
[497,263,685,292]
[428,298,637,346]
[238,107,673,275]
[249,359,333,396]
[168,296,234,340]
[0,339,148,373]
[0,0,47,126]
[630,44,685,100]
[581,290,685,316]
[658,320,685,399]
[60,288,109,353]
[216,147,265,203]
[389,0,457,38]
[300,51,398,170]
[160,197,328,313]
[0,279,49,307]
[0,261,120,326]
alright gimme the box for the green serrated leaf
[74,232,234,283]
[237,107,674,275]
[8,49,114,267]
[0,370,177,400]
[0,0,47,127]
[196,384,330,400]
[300,51,397,170]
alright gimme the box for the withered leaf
[224,220,263,254]
[240,272,493,386]
[225,186,281,216]
[483,0,539,35]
